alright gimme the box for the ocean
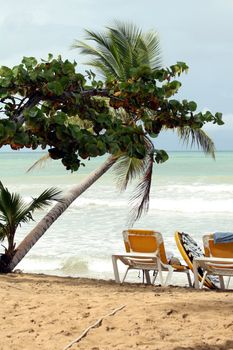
[0,151,233,285]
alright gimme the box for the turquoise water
[0,151,233,284]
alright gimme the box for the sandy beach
[0,273,233,350]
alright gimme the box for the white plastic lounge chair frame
[193,233,233,289]
[112,230,191,286]
[193,257,233,289]
[112,252,174,286]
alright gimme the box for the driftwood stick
[63,304,126,350]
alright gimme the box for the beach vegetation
[0,22,223,272]
[0,183,61,272]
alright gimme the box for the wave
[149,198,233,213]
[59,257,89,274]
[15,183,233,214]
[67,196,233,214]
[153,184,233,194]
[18,254,114,278]
[71,197,127,208]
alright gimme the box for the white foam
[149,198,233,213]
[70,197,127,208]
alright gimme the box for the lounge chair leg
[152,271,158,284]
[187,270,192,287]
[219,276,225,289]
[200,271,207,289]
[164,268,173,287]
[121,267,130,284]
[226,277,231,289]
[144,270,151,284]
[157,260,164,286]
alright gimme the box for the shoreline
[1,273,233,350]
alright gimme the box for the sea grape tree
[0,54,223,272]
[0,55,223,171]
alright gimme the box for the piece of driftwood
[63,304,126,350]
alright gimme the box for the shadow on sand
[174,340,233,350]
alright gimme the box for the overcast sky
[0,0,232,150]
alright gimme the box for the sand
[0,273,233,350]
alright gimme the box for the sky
[0,0,232,151]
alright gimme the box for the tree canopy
[0,55,223,172]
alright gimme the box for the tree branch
[63,304,126,350]
[12,94,42,124]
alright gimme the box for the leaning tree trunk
[8,155,116,272]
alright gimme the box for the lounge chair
[203,233,233,258]
[195,233,233,289]
[112,229,191,286]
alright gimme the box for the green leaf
[176,61,189,74]
[214,112,224,125]
[169,99,181,109]
[25,107,41,119]
[69,125,82,139]
[14,132,30,145]
[4,121,16,137]
[22,57,37,69]
[96,140,106,155]
[47,81,64,95]
[0,124,6,138]
[48,53,53,61]
[86,143,98,156]
[62,61,75,75]
[203,111,213,122]
[188,101,197,112]
[164,80,182,97]
[0,77,12,88]
[154,149,169,164]
[169,80,182,90]
[0,89,9,98]
[0,66,12,77]
[54,112,67,125]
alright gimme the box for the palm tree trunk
[9,155,116,272]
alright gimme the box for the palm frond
[139,32,162,70]
[73,40,122,79]
[0,182,61,228]
[0,223,7,241]
[82,29,112,50]
[177,127,215,158]
[13,187,62,226]
[107,22,142,78]
[27,153,51,172]
[0,183,23,227]
[113,136,155,225]
[27,188,62,213]
[0,183,62,259]
[72,21,162,81]
[110,21,142,46]
[128,153,154,226]
[113,155,146,192]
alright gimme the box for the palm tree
[7,22,215,273]
[72,21,162,81]
[73,21,215,222]
[0,182,61,272]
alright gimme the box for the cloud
[0,0,232,150]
